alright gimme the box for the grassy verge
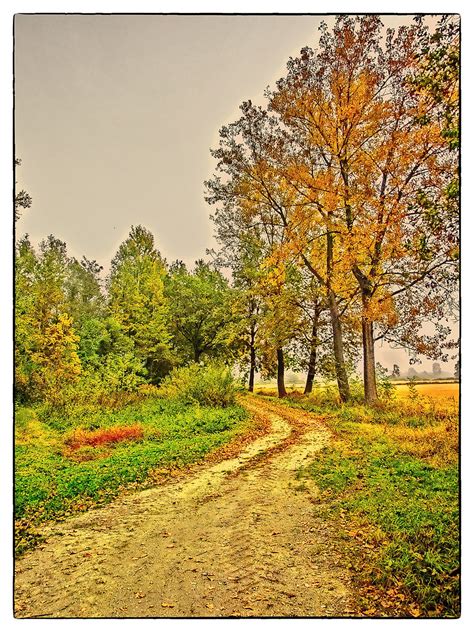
[275,393,459,618]
[15,396,252,556]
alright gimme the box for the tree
[108,226,174,384]
[65,256,105,325]
[207,205,266,392]
[29,313,82,405]
[165,260,234,364]
[14,159,32,222]
[15,235,82,403]
[255,260,305,397]
[432,362,441,376]
[268,15,458,402]
[392,364,400,378]
[15,236,39,400]
[63,256,108,365]
[206,101,353,401]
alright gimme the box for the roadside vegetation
[15,366,249,556]
[275,382,459,617]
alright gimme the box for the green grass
[274,395,459,618]
[15,397,251,555]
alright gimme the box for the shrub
[158,362,236,407]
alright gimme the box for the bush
[158,362,236,407]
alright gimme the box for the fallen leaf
[206,603,214,610]
[161,602,176,608]
[135,592,145,599]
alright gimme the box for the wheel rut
[15,396,355,618]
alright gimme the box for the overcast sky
[14,13,457,372]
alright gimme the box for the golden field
[394,382,459,401]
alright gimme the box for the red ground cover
[65,424,143,450]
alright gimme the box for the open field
[393,382,459,401]
[255,381,459,402]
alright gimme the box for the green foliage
[159,362,237,407]
[15,236,82,404]
[309,442,458,616]
[15,158,32,222]
[109,225,174,384]
[376,363,395,401]
[165,260,235,364]
[64,256,105,326]
[15,397,251,554]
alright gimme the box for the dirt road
[15,396,355,618]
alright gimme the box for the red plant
[66,424,144,450]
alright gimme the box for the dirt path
[15,396,355,618]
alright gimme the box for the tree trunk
[353,269,379,405]
[194,348,201,363]
[327,290,351,402]
[304,303,319,395]
[361,311,378,404]
[248,337,256,393]
[304,347,317,395]
[277,348,287,398]
[326,224,350,403]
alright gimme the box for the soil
[14,396,355,618]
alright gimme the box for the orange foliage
[65,424,144,450]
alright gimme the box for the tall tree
[206,101,352,401]
[15,235,82,403]
[207,202,267,391]
[108,225,173,384]
[269,15,458,402]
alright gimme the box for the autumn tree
[268,15,458,402]
[15,235,81,403]
[206,101,353,400]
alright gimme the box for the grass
[15,396,252,555]
[273,387,459,618]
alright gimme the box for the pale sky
[13,13,457,373]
